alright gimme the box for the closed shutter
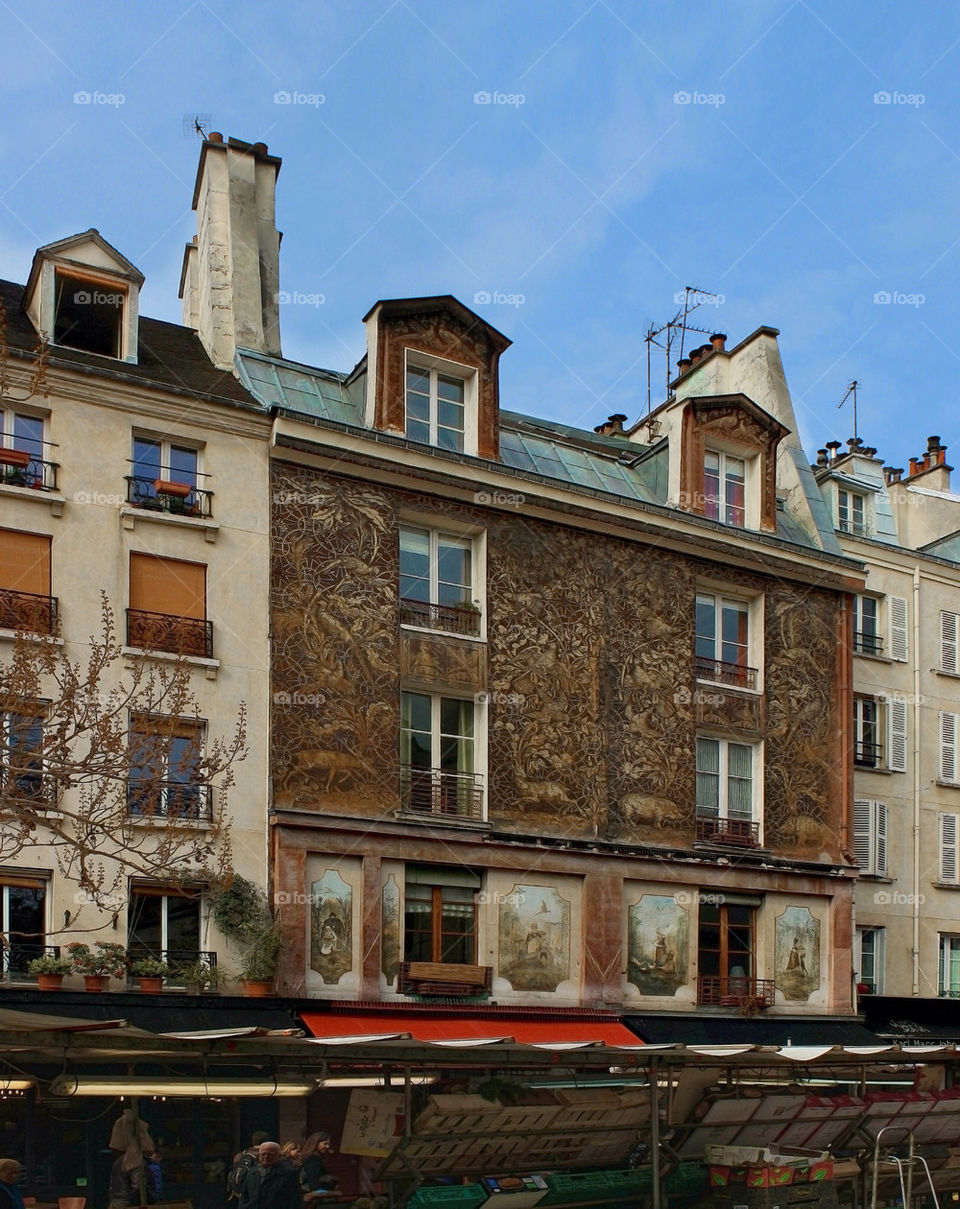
[0,529,51,594]
[129,554,205,619]
[888,697,907,773]
[875,802,888,876]
[941,712,958,783]
[941,813,959,883]
[942,611,959,673]
[853,799,874,873]
[889,596,908,662]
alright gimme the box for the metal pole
[650,1060,661,1209]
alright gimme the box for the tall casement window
[857,927,885,994]
[853,799,888,876]
[399,525,479,636]
[406,365,466,451]
[0,876,46,978]
[127,553,210,658]
[940,934,960,997]
[400,692,482,819]
[404,865,479,965]
[695,592,756,688]
[0,706,48,805]
[128,886,203,966]
[852,596,881,656]
[854,697,882,768]
[127,716,208,820]
[0,528,55,635]
[0,408,52,491]
[697,900,757,1003]
[128,435,209,517]
[695,737,758,844]
[703,450,746,527]
[837,488,867,535]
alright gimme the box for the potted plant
[239,925,282,997]
[27,954,72,991]
[176,957,225,994]
[67,941,127,991]
[129,955,170,993]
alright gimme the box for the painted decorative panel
[381,873,400,986]
[627,894,688,996]
[498,884,571,992]
[775,905,821,1002]
[310,867,353,984]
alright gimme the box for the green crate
[541,1170,649,1205]
[666,1164,708,1198]
[409,1185,486,1209]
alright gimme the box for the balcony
[855,740,884,768]
[0,448,59,492]
[2,942,61,981]
[0,588,58,636]
[126,608,213,658]
[854,631,883,656]
[400,598,481,637]
[125,474,213,519]
[127,780,212,822]
[695,810,760,847]
[400,766,484,820]
[695,656,758,690]
[697,974,775,1010]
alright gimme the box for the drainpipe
[913,563,922,997]
[650,1060,661,1209]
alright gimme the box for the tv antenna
[837,380,860,441]
[644,285,720,415]
[182,114,212,139]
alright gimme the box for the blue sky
[2,1,959,470]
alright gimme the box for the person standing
[300,1134,337,1201]
[228,1131,271,1204]
[0,1160,24,1209]
[239,1142,301,1209]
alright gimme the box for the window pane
[12,414,43,457]
[128,894,163,953]
[406,392,430,421]
[437,376,464,403]
[168,445,198,487]
[727,743,753,818]
[703,453,720,521]
[6,885,44,972]
[133,438,162,484]
[696,738,720,812]
[437,539,471,605]
[725,457,746,526]
[441,698,473,740]
[406,418,430,443]
[407,368,430,394]
[436,425,465,452]
[695,595,716,660]
[401,692,432,767]
[721,601,749,665]
[166,895,200,954]
[437,400,465,431]
[399,528,430,601]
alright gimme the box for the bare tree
[0,595,245,911]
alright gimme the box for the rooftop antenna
[837,380,859,442]
[182,113,211,139]
[644,285,719,415]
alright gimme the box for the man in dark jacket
[239,1143,302,1209]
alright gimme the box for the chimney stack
[593,413,628,437]
[180,133,283,370]
[689,347,703,365]
[676,357,692,376]
[825,440,842,464]
[710,333,726,352]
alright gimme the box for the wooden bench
[399,961,491,997]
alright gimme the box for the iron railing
[0,588,58,636]
[695,656,758,689]
[695,810,761,847]
[697,974,775,1009]
[127,780,212,822]
[126,608,213,658]
[854,631,883,656]
[400,766,484,820]
[125,947,217,983]
[125,475,213,519]
[0,455,59,492]
[2,942,61,980]
[400,598,482,637]
[855,740,884,767]
[0,768,57,807]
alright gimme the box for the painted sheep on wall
[627,893,688,996]
[498,884,571,992]
[775,905,821,1002]
[310,868,353,984]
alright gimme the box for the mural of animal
[288,749,368,792]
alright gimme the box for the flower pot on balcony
[35,973,64,991]
[136,976,164,994]
[154,479,192,498]
[83,975,108,993]
[0,448,31,469]
[240,979,273,998]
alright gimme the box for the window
[404,865,478,965]
[128,887,203,968]
[854,697,883,768]
[940,813,959,884]
[940,713,959,784]
[0,409,52,491]
[695,592,757,688]
[128,436,209,517]
[941,611,960,674]
[703,450,746,527]
[400,691,483,819]
[0,877,46,978]
[837,488,867,535]
[853,596,881,656]
[853,799,888,876]
[127,716,208,820]
[399,525,479,636]
[128,553,211,657]
[696,738,758,843]
[697,900,757,1003]
[857,927,885,994]
[0,528,55,635]
[0,707,48,805]
[53,270,124,358]
[406,365,466,451]
[940,934,960,997]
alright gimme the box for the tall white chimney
[179,133,282,369]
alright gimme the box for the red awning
[301,1012,641,1047]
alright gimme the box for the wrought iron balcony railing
[1,767,57,807]
[400,598,482,637]
[126,608,213,658]
[695,810,761,847]
[125,475,213,519]
[125,946,217,983]
[0,588,58,636]
[854,631,883,656]
[855,740,884,768]
[2,942,61,980]
[697,974,775,1009]
[0,453,59,492]
[127,780,212,822]
[400,765,484,820]
[695,656,758,690]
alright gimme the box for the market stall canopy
[301,1012,641,1048]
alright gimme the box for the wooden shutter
[0,529,51,594]
[875,803,888,876]
[941,712,958,783]
[889,596,908,662]
[940,813,959,883]
[129,554,205,619]
[853,799,874,872]
[942,612,959,674]
[888,697,907,773]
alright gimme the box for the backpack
[227,1152,257,1202]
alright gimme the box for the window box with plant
[27,954,72,990]
[67,941,127,991]
[128,955,170,992]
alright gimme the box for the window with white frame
[400,691,483,820]
[695,592,759,689]
[940,934,960,997]
[127,715,209,821]
[399,525,480,637]
[406,364,466,451]
[854,697,883,768]
[940,812,960,884]
[0,876,47,978]
[695,738,758,840]
[853,799,888,876]
[703,450,746,528]
[128,434,208,517]
[941,611,960,674]
[128,886,203,968]
[0,408,52,491]
[940,713,960,784]
[837,488,867,535]
[857,927,885,994]
[853,596,882,656]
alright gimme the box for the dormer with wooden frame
[678,394,788,534]
[362,296,511,460]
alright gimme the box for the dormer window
[406,365,466,452]
[704,450,746,527]
[838,488,867,535]
[53,270,125,358]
